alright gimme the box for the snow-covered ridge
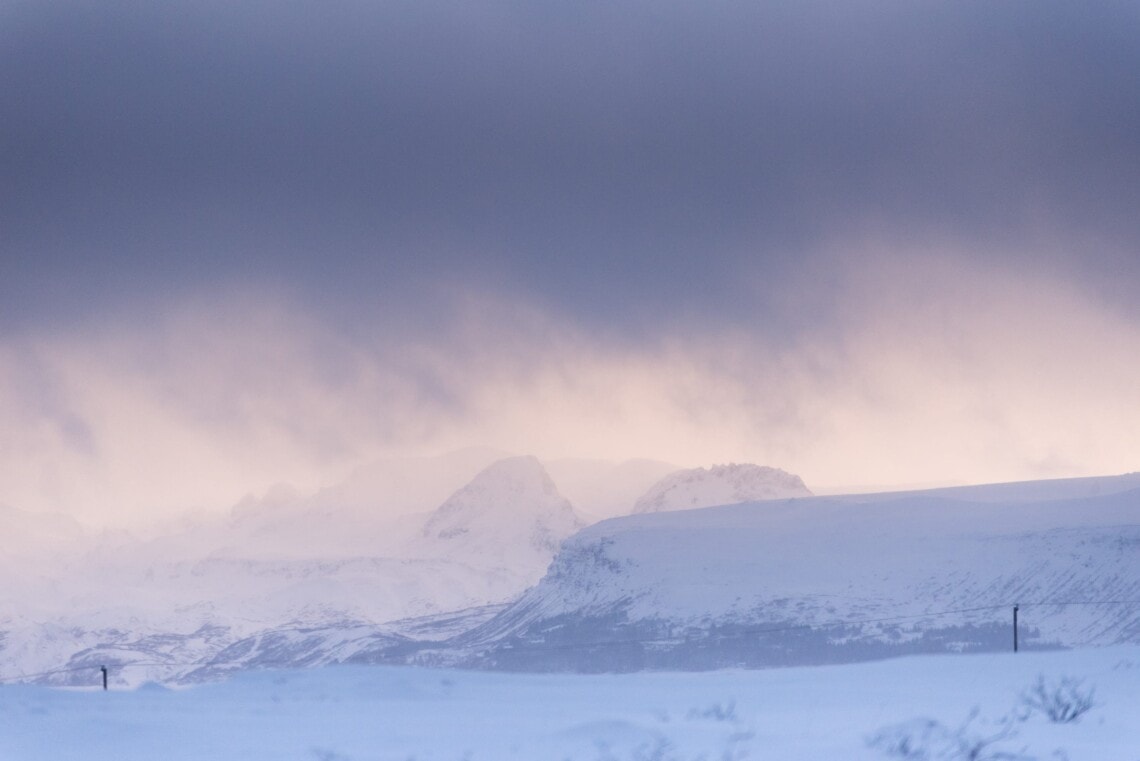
[450,485,1140,670]
[836,471,1140,504]
[632,463,811,513]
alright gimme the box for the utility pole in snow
[1013,605,1019,653]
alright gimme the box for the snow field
[2,646,1137,760]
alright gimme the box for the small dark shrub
[1019,675,1096,724]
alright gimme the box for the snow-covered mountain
[442,482,1140,671]
[12,459,1139,686]
[117,473,1139,682]
[0,452,587,684]
[632,463,811,513]
[418,456,585,581]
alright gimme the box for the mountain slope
[449,486,1140,670]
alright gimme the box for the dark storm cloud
[3,0,1139,334]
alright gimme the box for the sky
[2,0,1139,524]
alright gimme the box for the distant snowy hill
[632,463,811,513]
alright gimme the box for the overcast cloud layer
[3,1,1139,523]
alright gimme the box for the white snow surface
[2,646,1137,760]
[632,463,812,513]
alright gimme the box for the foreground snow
[3,647,1137,760]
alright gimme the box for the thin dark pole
[101,665,108,691]
[1013,605,1019,653]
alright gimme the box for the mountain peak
[420,456,584,570]
[632,463,811,514]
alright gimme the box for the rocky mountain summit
[632,463,811,513]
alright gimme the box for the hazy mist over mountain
[3,1,1140,527]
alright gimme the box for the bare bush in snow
[1018,675,1096,724]
[868,709,1030,761]
[686,700,737,722]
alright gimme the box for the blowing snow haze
[2,0,1140,524]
